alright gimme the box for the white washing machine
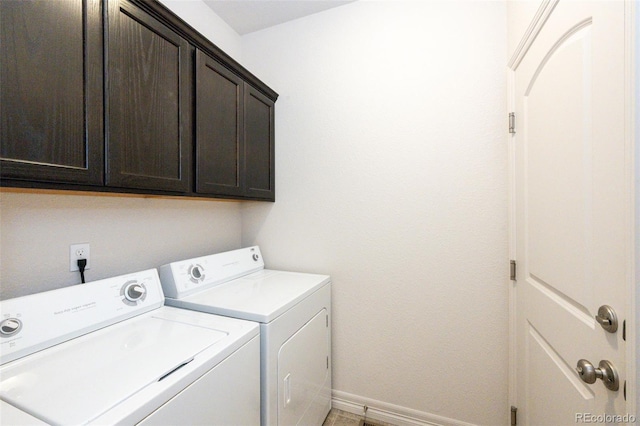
[0,269,260,425]
[159,246,331,426]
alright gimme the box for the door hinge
[511,406,517,426]
[509,112,516,134]
[510,260,517,281]
[327,356,329,369]
[622,319,626,341]
[326,314,329,327]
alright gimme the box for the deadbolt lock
[595,305,618,333]
[576,359,619,391]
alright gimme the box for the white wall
[240,2,509,425]
[0,192,241,299]
[0,0,244,300]
[1,2,510,423]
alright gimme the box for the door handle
[594,305,618,333]
[576,359,619,391]
[283,373,291,407]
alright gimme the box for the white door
[511,1,630,424]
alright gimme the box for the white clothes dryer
[0,269,260,426]
[159,246,331,426]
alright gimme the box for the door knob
[594,305,618,333]
[576,359,619,391]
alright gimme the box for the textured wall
[0,0,244,300]
[0,1,511,423]
[0,192,242,299]
[240,2,509,424]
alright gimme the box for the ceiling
[204,0,356,35]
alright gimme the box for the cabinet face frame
[0,0,104,185]
[105,0,192,193]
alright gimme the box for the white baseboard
[331,390,478,426]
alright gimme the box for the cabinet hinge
[509,112,516,134]
[511,406,517,426]
[510,260,517,281]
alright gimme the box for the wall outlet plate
[70,243,91,272]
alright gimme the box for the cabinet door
[244,84,275,200]
[0,0,103,185]
[195,50,244,196]
[106,0,191,192]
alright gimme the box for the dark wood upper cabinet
[0,0,276,200]
[244,84,275,200]
[196,50,275,200]
[106,0,192,192]
[195,50,244,196]
[0,0,104,185]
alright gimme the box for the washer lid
[172,270,331,323]
[0,311,228,426]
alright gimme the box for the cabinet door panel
[244,84,275,200]
[107,0,191,192]
[195,50,243,196]
[0,0,103,185]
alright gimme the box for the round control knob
[252,254,260,261]
[125,282,146,302]
[0,318,22,337]
[189,264,205,283]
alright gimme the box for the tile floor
[322,408,396,426]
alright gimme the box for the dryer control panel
[0,269,164,365]
[159,246,265,299]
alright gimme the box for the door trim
[626,0,638,414]
[506,0,638,417]
[508,0,559,70]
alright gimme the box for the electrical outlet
[70,243,91,272]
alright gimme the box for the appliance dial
[189,264,205,283]
[0,318,22,337]
[252,253,260,261]
[124,282,146,302]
